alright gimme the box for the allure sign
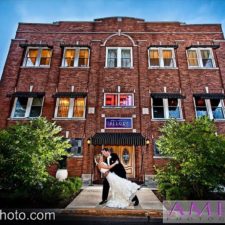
[105,118,133,129]
[163,201,225,223]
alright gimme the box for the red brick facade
[0,17,225,183]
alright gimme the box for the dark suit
[102,153,139,204]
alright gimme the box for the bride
[95,154,140,208]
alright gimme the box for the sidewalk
[63,185,163,218]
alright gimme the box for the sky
[0,0,225,79]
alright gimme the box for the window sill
[151,119,185,122]
[188,67,219,70]
[104,67,134,69]
[102,106,136,109]
[20,66,50,69]
[148,67,178,70]
[52,118,86,121]
[153,156,173,159]
[59,67,90,69]
[214,119,225,122]
[68,155,83,158]
[8,117,39,120]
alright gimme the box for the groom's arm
[111,153,119,162]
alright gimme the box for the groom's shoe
[132,196,139,206]
[99,200,107,205]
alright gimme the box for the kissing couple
[94,148,140,208]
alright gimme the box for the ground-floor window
[68,138,83,156]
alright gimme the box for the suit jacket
[105,153,126,179]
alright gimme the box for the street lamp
[87,138,93,186]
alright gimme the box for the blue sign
[105,118,133,129]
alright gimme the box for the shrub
[0,117,71,190]
[155,117,225,200]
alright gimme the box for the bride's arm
[98,161,118,169]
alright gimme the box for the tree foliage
[155,117,225,199]
[0,117,71,189]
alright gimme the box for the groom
[99,147,139,206]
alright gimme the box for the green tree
[0,117,71,190]
[155,117,225,200]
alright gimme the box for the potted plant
[56,156,68,181]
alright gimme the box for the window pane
[13,97,28,117]
[73,97,85,117]
[105,94,118,106]
[201,50,213,68]
[187,50,198,66]
[78,49,89,67]
[149,49,160,66]
[107,49,117,67]
[195,97,207,117]
[153,98,164,118]
[154,141,161,156]
[25,49,38,66]
[57,98,70,117]
[210,99,224,119]
[64,49,76,67]
[168,98,181,118]
[40,49,52,66]
[119,94,133,106]
[29,97,43,117]
[163,50,174,67]
[121,49,131,67]
[68,139,82,155]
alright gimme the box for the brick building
[0,17,225,184]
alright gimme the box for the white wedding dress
[100,162,140,208]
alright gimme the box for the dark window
[153,97,164,118]
[68,139,83,156]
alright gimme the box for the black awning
[193,93,225,99]
[91,133,146,146]
[149,45,178,49]
[150,93,185,99]
[19,43,53,48]
[7,92,45,98]
[52,92,87,98]
[186,45,220,49]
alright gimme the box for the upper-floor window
[149,48,176,68]
[194,97,225,119]
[152,97,182,119]
[11,97,44,118]
[55,97,86,118]
[104,93,134,107]
[62,47,90,68]
[187,48,215,68]
[106,47,132,68]
[23,47,52,67]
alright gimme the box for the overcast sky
[0,0,225,79]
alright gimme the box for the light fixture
[146,139,150,145]
[87,138,91,145]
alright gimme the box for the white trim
[54,97,86,119]
[23,47,52,67]
[103,93,134,107]
[148,47,176,68]
[186,47,216,69]
[104,117,133,129]
[105,47,133,68]
[61,47,90,68]
[151,97,183,120]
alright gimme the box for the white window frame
[148,47,176,68]
[23,47,52,67]
[54,97,86,119]
[151,97,183,120]
[11,97,44,118]
[105,47,133,68]
[186,48,216,68]
[61,47,90,68]
[194,97,225,120]
[103,93,134,107]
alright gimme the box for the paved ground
[65,185,163,218]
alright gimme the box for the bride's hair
[94,154,102,165]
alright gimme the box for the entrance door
[105,146,135,178]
